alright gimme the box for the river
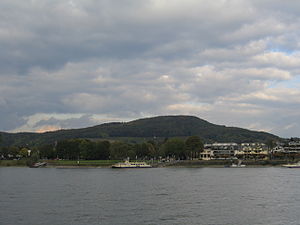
[1,167,300,225]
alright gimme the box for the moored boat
[282,162,300,168]
[227,160,246,168]
[111,160,152,168]
[230,163,246,168]
[30,162,47,168]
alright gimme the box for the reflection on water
[1,167,300,225]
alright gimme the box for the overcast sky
[1,0,300,137]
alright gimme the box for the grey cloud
[0,111,26,131]
[1,0,300,137]
[0,0,257,72]
[34,114,95,129]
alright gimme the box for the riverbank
[164,159,294,167]
[0,160,27,167]
[0,159,296,168]
[46,160,119,168]
[0,160,119,168]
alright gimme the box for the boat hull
[30,162,47,168]
[111,166,151,168]
[282,162,300,168]
[282,165,300,168]
[111,161,152,168]
[229,165,246,168]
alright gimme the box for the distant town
[200,138,300,161]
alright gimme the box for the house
[200,148,214,160]
[200,143,238,160]
[236,143,268,160]
[272,140,300,159]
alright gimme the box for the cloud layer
[1,0,300,137]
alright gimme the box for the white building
[285,141,300,153]
[236,143,268,160]
[200,143,238,160]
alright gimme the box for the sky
[1,0,300,137]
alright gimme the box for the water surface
[1,167,300,225]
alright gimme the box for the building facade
[200,143,238,160]
[236,143,268,160]
[200,142,268,160]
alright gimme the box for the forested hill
[0,115,279,146]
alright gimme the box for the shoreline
[0,165,286,168]
[0,159,296,168]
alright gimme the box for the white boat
[229,160,246,168]
[111,160,152,168]
[282,162,300,168]
[30,162,47,168]
[230,163,246,168]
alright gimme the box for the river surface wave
[1,167,300,225]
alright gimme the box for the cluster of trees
[0,146,30,159]
[53,139,110,160]
[0,136,204,161]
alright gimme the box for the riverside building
[235,143,268,160]
[200,143,238,160]
[200,142,268,160]
[271,140,300,159]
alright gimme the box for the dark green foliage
[78,139,95,160]
[56,139,81,160]
[53,139,110,160]
[95,141,110,160]
[110,142,135,160]
[185,136,204,159]
[134,143,151,159]
[79,140,110,160]
[39,144,56,159]
[0,116,280,147]
[7,146,19,157]
[266,139,276,150]
[146,140,160,158]
[25,150,39,166]
[0,147,7,158]
[162,138,186,159]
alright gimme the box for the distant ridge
[0,115,279,146]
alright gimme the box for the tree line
[0,136,204,160]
